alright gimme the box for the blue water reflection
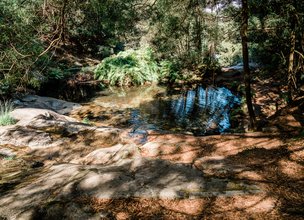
[134,86,240,135]
[168,86,240,134]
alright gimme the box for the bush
[217,41,242,66]
[159,60,182,82]
[94,47,183,86]
[94,48,161,86]
[0,0,50,95]
[0,100,16,126]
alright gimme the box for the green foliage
[0,0,50,95]
[159,60,181,82]
[0,0,303,98]
[47,68,66,80]
[4,156,15,161]
[46,66,75,80]
[0,0,142,96]
[95,48,162,86]
[82,117,93,125]
[0,100,16,126]
[218,42,242,66]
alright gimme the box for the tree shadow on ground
[1,88,303,219]
[1,130,302,219]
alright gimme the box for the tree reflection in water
[132,86,240,135]
[169,86,240,134]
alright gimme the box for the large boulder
[0,108,82,148]
[1,107,124,151]
[13,95,81,115]
[11,108,78,126]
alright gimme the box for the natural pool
[91,85,240,135]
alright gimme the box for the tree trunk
[241,0,256,130]
[287,26,296,104]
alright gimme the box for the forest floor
[0,71,303,220]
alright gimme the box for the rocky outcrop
[1,95,301,220]
[13,95,81,115]
[0,158,260,219]
[0,126,58,149]
[0,107,83,148]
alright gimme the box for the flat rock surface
[0,159,260,219]
[13,95,81,115]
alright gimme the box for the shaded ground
[1,128,303,219]
[0,75,303,219]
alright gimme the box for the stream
[90,85,240,136]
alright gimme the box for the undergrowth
[94,48,179,86]
[0,100,16,126]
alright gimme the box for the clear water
[92,85,240,135]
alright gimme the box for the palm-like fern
[94,48,161,86]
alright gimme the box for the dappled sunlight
[236,171,264,181]
[1,125,303,219]
[159,199,206,216]
[278,159,304,180]
[0,87,303,219]
[1,0,304,218]
[139,141,202,164]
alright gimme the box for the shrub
[0,100,16,126]
[159,60,182,82]
[217,41,242,67]
[94,48,162,86]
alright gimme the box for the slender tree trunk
[195,14,202,56]
[241,0,256,130]
[43,0,47,17]
[59,0,68,43]
[287,25,296,104]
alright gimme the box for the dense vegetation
[0,0,303,128]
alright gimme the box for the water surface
[92,85,240,135]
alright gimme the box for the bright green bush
[94,48,161,86]
[0,100,16,126]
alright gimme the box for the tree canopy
[0,0,303,116]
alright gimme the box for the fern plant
[94,48,161,86]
